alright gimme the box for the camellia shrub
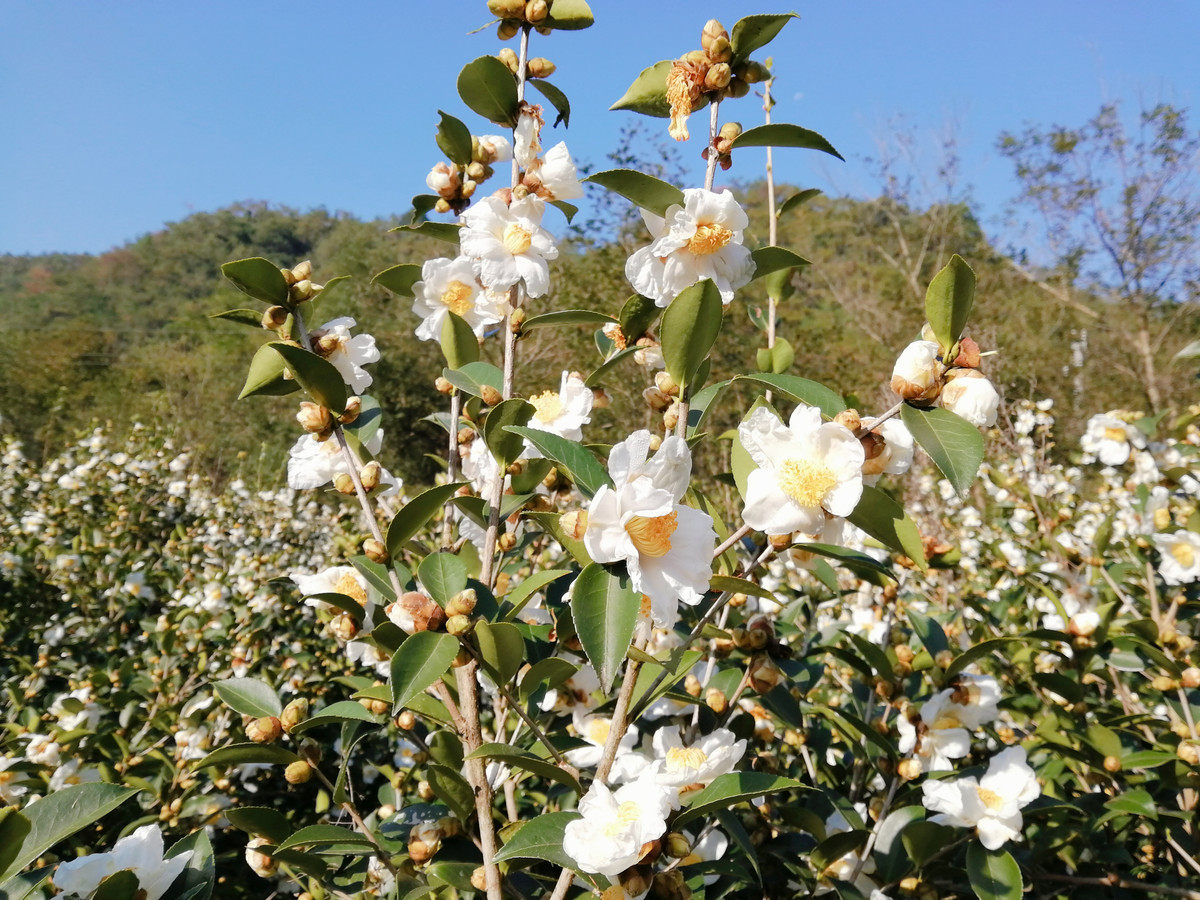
[2,5,1199,900]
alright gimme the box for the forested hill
[1,196,1194,485]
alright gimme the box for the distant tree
[999,102,1200,411]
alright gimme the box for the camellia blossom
[561,775,675,879]
[459,195,558,297]
[476,134,512,164]
[525,371,593,448]
[530,141,584,201]
[292,566,370,612]
[921,746,1041,850]
[513,105,544,168]
[625,188,755,306]
[890,340,942,401]
[54,824,192,900]
[1153,530,1200,584]
[1081,412,1146,466]
[650,725,746,796]
[286,429,400,497]
[860,418,914,485]
[309,317,380,394]
[738,405,865,536]
[583,432,716,627]
[898,675,1002,772]
[940,370,1000,427]
[411,256,506,341]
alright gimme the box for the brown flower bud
[591,387,611,409]
[388,591,447,635]
[339,395,362,425]
[527,57,556,78]
[446,588,478,617]
[280,698,309,733]
[524,0,548,24]
[452,648,473,667]
[704,62,732,92]
[1177,741,1200,766]
[897,757,924,780]
[952,337,982,369]
[748,656,785,693]
[262,305,290,330]
[1102,755,1122,773]
[700,18,729,49]
[1152,675,1179,692]
[705,687,728,713]
[480,384,503,407]
[435,376,454,394]
[643,385,671,411]
[330,611,359,642]
[498,531,518,551]
[359,461,382,492]
[834,408,862,432]
[769,532,793,550]
[1181,666,1200,689]
[296,402,333,434]
[285,760,314,784]
[247,716,282,743]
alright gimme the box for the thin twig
[1033,872,1200,899]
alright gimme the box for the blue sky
[2,1,1196,256]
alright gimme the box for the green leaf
[795,542,895,581]
[1173,339,1200,360]
[550,200,578,222]
[661,279,723,391]
[483,399,535,469]
[439,311,480,370]
[908,610,950,658]
[221,257,290,305]
[730,13,798,63]
[520,309,616,332]
[901,821,957,868]
[276,825,375,853]
[583,168,684,218]
[417,554,467,608]
[0,809,31,881]
[214,677,282,718]
[543,0,594,30]
[226,807,292,844]
[519,657,579,699]
[751,246,811,280]
[779,188,823,217]
[426,764,475,823]
[390,632,460,713]
[0,783,137,883]
[900,403,984,497]
[373,263,424,298]
[925,254,976,354]
[710,574,777,601]
[675,772,803,828]
[493,811,582,869]
[457,56,519,127]
[291,700,380,733]
[966,843,1022,900]
[765,338,794,374]
[732,124,844,160]
[94,869,141,900]
[435,110,473,165]
[734,373,847,418]
[209,308,265,328]
[583,346,639,388]
[811,830,870,874]
[389,221,462,243]
[466,743,583,794]
[504,427,612,498]
[195,742,300,769]
[238,342,297,400]
[618,293,661,343]
[846,485,926,570]
[268,341,347,414]
[385,483,467,557]
[1105,788,1157,820]
[475,621,526,686]
[571,563,641,693]
[610,59,673,118]
[524,512,593,565]
[529,79,570,127]
[946,637,1028,678]
[166,828,215,900]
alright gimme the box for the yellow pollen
[439,280,475,316]
[1153,507,1172,530]
[615,800,642,826]
[625,511,679,558]
[931,713,965,731]
[502,222,533,255]
[333,573,368,606]
[1103,426,1128,443]
[530,390,564,424]
[976,786,1006,811]
[777,458,838,508]
[665,746,709,773]
[0,771,12,784]
[586,718,612,744]
[686,222,734,255]
[1171,542,1195,568]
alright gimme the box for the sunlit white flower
[425,161,460,198]
[460,195,558,297]
[292,566,370,611]
[286,430,399,497]
[1138,486,1172,533]
[54,824,192,900]
[561,775,674,878]
[460,437,504,500]
[940,371,1000,427]
[310,317,380,395]
[861,419,914,485]
[533,653,601,714]
[411,256,507,342]
[898,675,1001,772]
[649,726,746,796]
[513,105,544,169]
[49,759,102,792]
[530,141,584,201]
[625,188,755,306]
[890,340,941,401]
[51,688,102,732]
[583,432,716,628]
[565,710,639,771]
[525,371,593,449]
[477,134,512,164]
[1081,412,1145,466]
[1153,530,1200,585]
[739,406,864,536]
[0,757,27,804]
[922,746,1041,850]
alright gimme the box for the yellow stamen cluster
[503,222,534,255]
[665,745,709,773]
[686,222,734,256]
[530,390,564,423]
[976,786,1006,811]
[625,511,679,558]
[777,458,838,509]
[440,280,476,316]
[1171,541,1196,569]
[1103,426,1128,443]
[333,573,368,606]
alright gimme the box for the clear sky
[2,1,1195,256]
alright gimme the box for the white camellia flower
[286,429,400,497]
[583,432,716,628]
[525,371,593,449]
[412,256,507,341]
[54,824,193,900]
[861,418,914,485]
[940,370,1000,427]
[0,756,27,804]
[460,437,504,501]
[561,775,675,879]
[459,195,558,297]
[477,134,512,164]
[890,340,941,401]
[292,566,370,612]
[897,675,1002,773]
[529,141,584,201]
[921,746,1041,850]
[1138,485,1172,533]
[1081,412,1145,466]
[625,188,755,306]
[565,710,640,772]
[1153,530,1200,584]
[738,406,864,536]
[425,161,460,198]
[49,759,102,792]
[310,317,380,395]
[513,105,544,168]
[650,725,746,796]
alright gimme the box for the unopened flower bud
[725,77,750,99]
[435,376,454,394]
[897,757,924,780]
[1181,667,1200,689]
[435,198,452,213]
[446,588,478,617]
[417,780,436,802]
[1151,675,1179,692]
[643,385,671,411]
[497,47,520,73]
[245,838,278,878]
[395,709,417,730]
[662,403,680,432]
[285,760,314,784]
[460,179,477,199]
[701,18,729,49]
[591,387,611,409]
[292,279,315,301]
[510,308,527,331]
[718,121,743,142]
[359,461,382,492]
[280,698,309,733]
[457,426,476,445]
[363,538,389,564]
[471,867,488,892]
[524,0,548,24]
[467,161,488,181]
[334,472,356,495]
[736,60,771,84]
[935,649,954,669]
[560,509,587,540]
[1177,741,1200,766]
[291,260,313,282]
[498,531,517,551]
[388,591,447,634]
[262,305,289,330]
[1103,755,1122,773]
[834,408,862,432]
[330,611,359,642]
[527,57,556,78]
[296,402,333,434]
[488,0,525,18]
[247,716,282,743]
[339,395,362,425]
[704,63,732,91]
[360,695,390,716]
[446,614,473,636]
[618,865,653,898]
[452,648,473,667]
[952,336,981,369]
[664,832,692,859]
[706,687,728,713]
[654,370,680,396]
[707,34,732,63]
[647,434,662,451]
[748,656,785,693]
[899,877,921,894]
[480,384,503,407]
[769,532,792,550]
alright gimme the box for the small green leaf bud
[285,760,314,784]
[247,716,282,743]
[262,305,289,330]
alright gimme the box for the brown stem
[456,662,503,900]
[595,616,652,784]
[1034,872,1200,899]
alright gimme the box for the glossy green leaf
[610,59,673,118]
[344,395,384,456]
[520,309,616,332]
[276,824,375,853]
[618,293,661,343]
[811,830,870,874]
[1105,788,1157,819]
[474,621,525,686]
[195,742,300,769]
[846,485,926,570]
[779,188,823,216]
[529,79,570,127]
[571,563,640,693]
[417,553,468,606]
[675,772,803,828]
[583,346,639,388]
[457,55,519,126]
[373,264,424,298]
[389,221,462,243]
[709,574,776,601]
[764,266,796,303]
[0,784,137,883]
[221,257,290,305]
[268,341,347,414]
[900,403,984,497]
[209,308,265,328]
[390,631,459,712]
[925,254,976,354]
[730,13,798,63]
[543,0,594,30]
[492,811,581,869]
[214,677,282,718]
[734,373,847,418]
[166,828,215,900]
[796,542,895,580]
[901,821,957,868]
[966,844,1022,900]
[767,338,794,373]
[908,610,950,658]
[467,743,583,794]
[946,637,1028,678]
[751,245,811,280]
[94,869,140,900]
[0,809,30,881]
[226,807,291,844]
[385,483,467,557]
[435,110,473,165]
[238,342,297,400]
[504,426,611,498]
[438,311,480,370]
[350,554,403,602]
[549,199,577,222]
[518,657,579,699]
[482,398,535,469]
[583,168,684,217]
[426,764,475,823]
[732,123,844,160]
[291,700,379,733]
[661,279,723,391]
